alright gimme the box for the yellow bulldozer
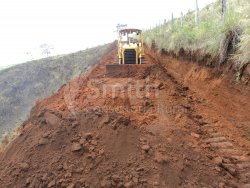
[106,28,147,77]
[117,28,144,64]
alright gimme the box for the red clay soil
[0,46,250,188]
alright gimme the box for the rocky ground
[0,47,250,188]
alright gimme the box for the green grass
[144,0,250,69]
[234,27,250,70]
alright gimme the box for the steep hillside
[145,0,250,80]
[0,43,111,141]
[1,47,250,187]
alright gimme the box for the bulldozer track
[199,122,250,187]
[146,50,250,187]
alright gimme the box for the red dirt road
[0,47,250,188]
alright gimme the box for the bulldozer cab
[118,29,144,64]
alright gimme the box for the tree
[26,52,34,61]
[40,43,54,57]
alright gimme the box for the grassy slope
[144,0,250,71]
[0,43,111,139]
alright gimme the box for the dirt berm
[0,47,250,188]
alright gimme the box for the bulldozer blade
[106,64,150,77]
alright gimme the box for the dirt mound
[1,49,248,187]
[0,43,111,140]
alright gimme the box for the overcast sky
[0,0,216,68]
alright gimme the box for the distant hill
[0,43,111,139]
[0,65,12,71]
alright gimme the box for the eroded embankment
[148,51,250,187]
[159,46,250,87]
